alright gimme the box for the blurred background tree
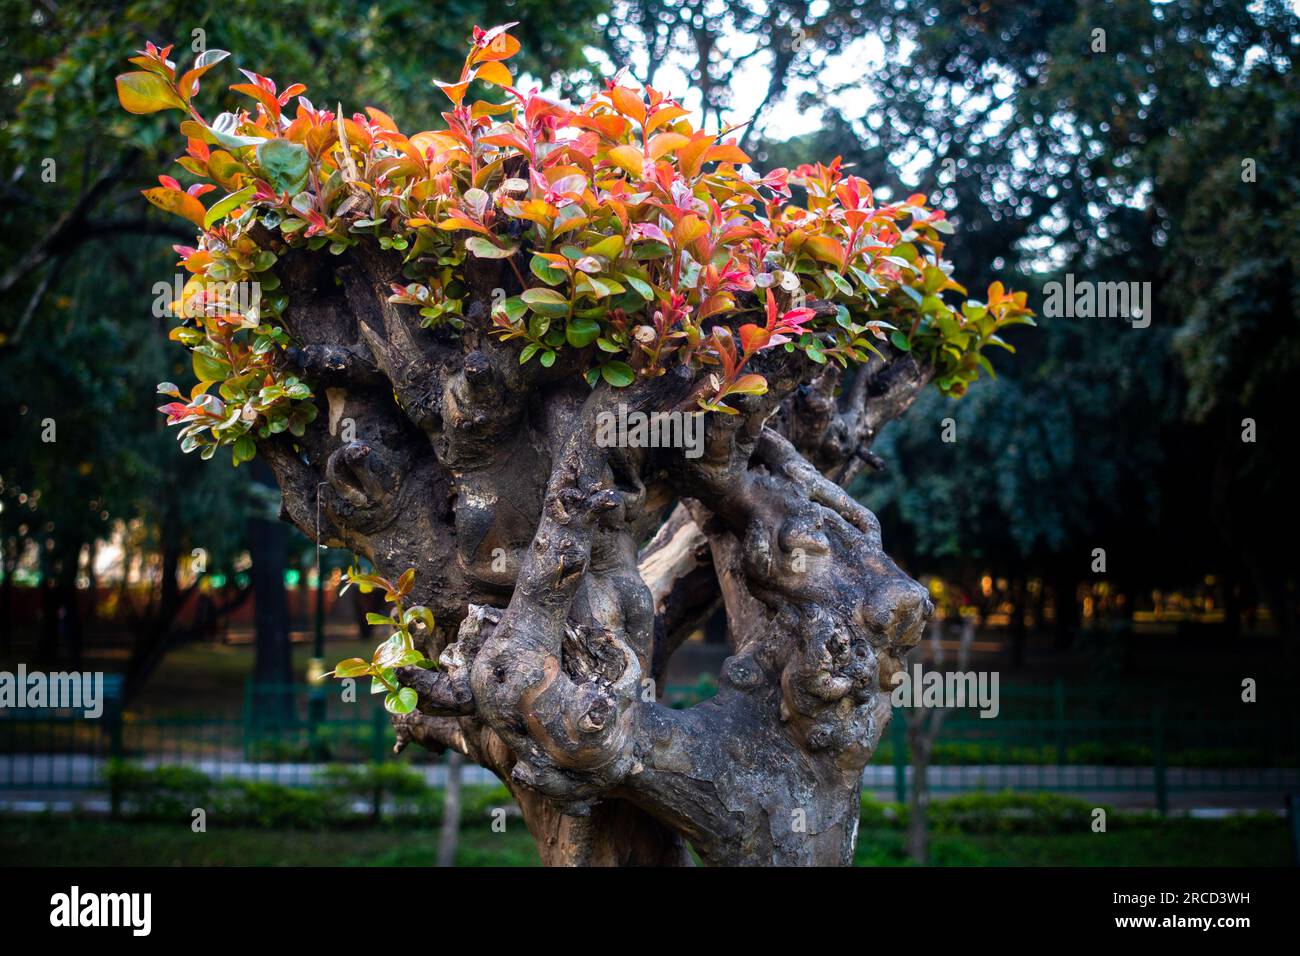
[1,0,1295,700]
[0,0,606,694]
[748,0,1299,654]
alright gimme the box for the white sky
[574,0,1300,147]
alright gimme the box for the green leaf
[889,331,912,353]
[203,185,257,229]
[599,361,635,387]
[465,236,517,259]
[522,287,569,316]
[192,351,231,382]
[384,687,418,715]
[256,139,310,195]
[585,235,625,259]
[566,316,601,348]
[116,71,186,114]
[521,287,567,307]
[530,255,566,285]
[494,296,527,324]
[623,275,655,300]
[332,658,371,678]
[825,270,853,296]
[232,434,256,465]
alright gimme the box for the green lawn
[1,817,1286,867]
[0,818,541,866]
[852,824,1290,866]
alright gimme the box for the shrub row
[104,761,515,830]
[100,763,1281,835]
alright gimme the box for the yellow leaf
[607,144,644,178]
[116,71,185,114]
[142,187,207,230]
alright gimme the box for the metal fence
[2,678,1296,811]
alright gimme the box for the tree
[118,25,1029,866]
[758,0,1299,642]
[0,0,605,684]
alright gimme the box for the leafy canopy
[119,24,1032,462]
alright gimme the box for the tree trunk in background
[1222,570,1240,640]
[437,750,464,867]
[37,538,81,665]
[906,716,933,864]
[1,536,15,656]
[250,460,293,719]
[57,548,82,669]
[123,503,184,701]
[906,618,975,864]
[1053,567,1079,650]
[1009,573,1027,669]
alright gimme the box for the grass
[0,817,541,867]
[852,823,1290,866]
[1,816,1287,867]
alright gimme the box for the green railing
[2,679,1296,811]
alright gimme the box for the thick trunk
[255,234,936,866]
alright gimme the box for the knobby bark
[255,230,936,866]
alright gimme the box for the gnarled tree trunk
[256,232,934,866]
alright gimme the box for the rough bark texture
[256,230,936,866]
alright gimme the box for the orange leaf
[704,142,751,166]
[472,32,521,63]
[738,324,769,354]
[803,235,845,268]
[645,104,690,135]
[673,213,708,246]
[647,132,689,160]
[723,373,768,397]
[365,107,399,132]
[571,113,629,140]
[436,80,470,107]
[474,60,513,88]
[676,132,716,179]
[142,187,207,229]
[609,86,646,126]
